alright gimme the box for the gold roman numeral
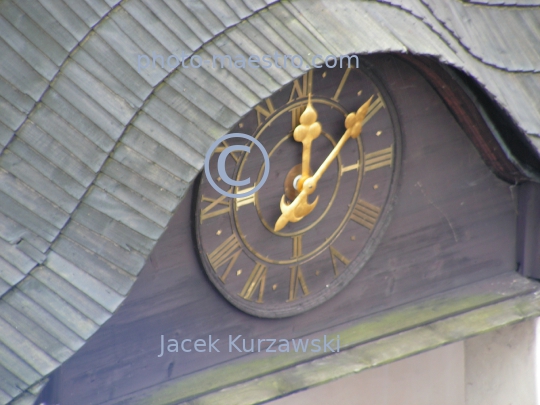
[341,161,360,174]
[235,186,256,210]
[207,234,241,282]
[363,94,385,124]
[239,263,267,303]
[255,98,275,125]
[292,234,302,259]
[332,67,352,101]
[214,140,240,162]
[289,70,313,102]
[350,199,381,230]
[329,246,350,276]
[291,105,306,131]
[288,266,309,301]
[288,234,308,301]
[364,145,393,172]
[200,194,230,223]
[290,71,313,130]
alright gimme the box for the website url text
[137,52,361,73]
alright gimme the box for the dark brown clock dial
[195,62,401,318]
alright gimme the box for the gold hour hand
[275,96,372,232]
[293,96,321,190]
[274,191,319,232]
[290,97,373,220]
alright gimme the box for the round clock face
[195,62,401,318]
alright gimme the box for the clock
[195,61,401,318]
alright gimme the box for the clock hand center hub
[284,164,314,201]
[293,175,302,191]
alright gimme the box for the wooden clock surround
[37,54,534,405]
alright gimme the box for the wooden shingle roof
[0,0,538,403]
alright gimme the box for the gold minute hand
[274,96,372,232]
